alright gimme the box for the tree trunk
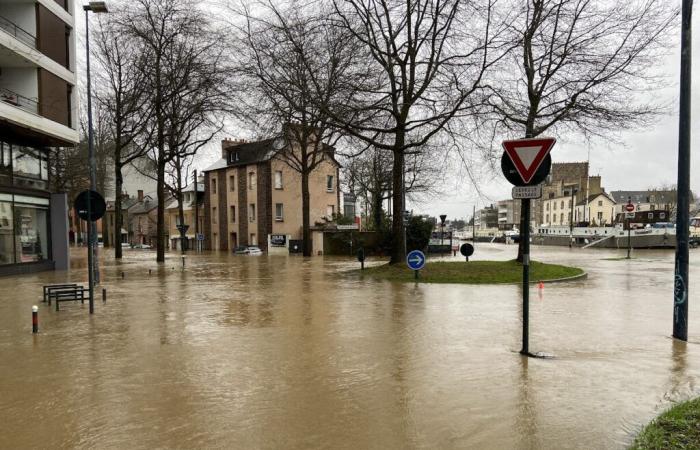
[389,140,405,265]
[301,170,312,257]
[114,164,123,259]
[371,191,383,230]
[156,158,166,262]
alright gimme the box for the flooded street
[1,244,699,449]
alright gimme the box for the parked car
[247,246,263,255]
[234,246,249,254]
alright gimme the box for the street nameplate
[625,212,635,219]
[337,224,359,230]
[512,185,542,199]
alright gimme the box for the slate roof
[128,195,159,215]
[205,136,340,172]
[609,190,676,204]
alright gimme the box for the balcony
[0,15,35,49]
[0,87,38,115]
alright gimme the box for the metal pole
[473,205,476,243]
[402,162,407,256]
[520,198,531,355]
[627,219,632,259]
[85,9,96,314]
[194,169,199,251]
[674,0,693,341]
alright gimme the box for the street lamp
[84,1,108,314]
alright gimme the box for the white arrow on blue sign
[406,250,426,271]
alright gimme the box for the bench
[46,286,88,311]
[43,284,78,303]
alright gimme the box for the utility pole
[194,170,199,252]
[673,0,693,341]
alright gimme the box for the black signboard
[74,190,106,222]
[271,234,287,247]
[460,243,474,257]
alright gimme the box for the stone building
[535,162,602,226]
[203,135,340,253]
[166,181,205,251]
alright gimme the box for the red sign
[625,204,635,212]
[502,138,556,184]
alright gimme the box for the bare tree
[486,0,678,260]
[123,0,228,262]
[325,0,505,264]
[92,14,152,257]
[231,0,356,256]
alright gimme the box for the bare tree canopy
[322,0,507,263]
[229,0,357,256]
[487,0,679,139]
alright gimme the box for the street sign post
[501,137,556,357]
[460,243,474,262]
[406,249,426,280]
[357,248,365,270]
[74,189,106,315]
[626,200,635,259]
[512,185,543,199]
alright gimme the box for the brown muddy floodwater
[0,244,699,449]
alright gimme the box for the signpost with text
[501,137,556,356]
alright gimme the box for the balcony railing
[0,88,38,115]
[0,15,36,48]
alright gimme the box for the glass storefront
[0,141,49,190]
[0,193,49,265]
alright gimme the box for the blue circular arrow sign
[406,250,426,271]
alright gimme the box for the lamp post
[84,1,108,314]
[674,0,692,341]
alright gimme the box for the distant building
[475,204,498,230]
[166,181,205,251]
[610,190,677,217]
[575,192,617,227]
[497,199,521,230]
[127,193,165,247]
[103,194,140,248]
[203,133,340,252]
[535,161,603,226]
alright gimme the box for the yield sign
[502,138,556,184]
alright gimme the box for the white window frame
[275,203,284,221]
[274,171,283,189]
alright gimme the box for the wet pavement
[0,244,699,449]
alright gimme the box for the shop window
[11,145,48,190]
[14,202,48,263]
[0,197,14,265]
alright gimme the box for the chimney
[138,190,144,201]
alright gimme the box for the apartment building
[203,135,340,253]
[0,0,78,275]
[496,199,521,231]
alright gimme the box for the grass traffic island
[631,397,700,450]
[358,260,585,284]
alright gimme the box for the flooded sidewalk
[1,245,699,449]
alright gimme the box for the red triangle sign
[502,138,556,184]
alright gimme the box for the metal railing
[0,87,38,114]
[0,15,36,48]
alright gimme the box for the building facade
[204,136,340,253]
[0,0,78,275]
[166,181,204,251]
[497,199,521,230]
[575,192,616,227]
[127,193,165,247]
[475,204,498,230]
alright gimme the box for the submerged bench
[43,284,88,311]
[43,284,78,303]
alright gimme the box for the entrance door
[230,232,237,250]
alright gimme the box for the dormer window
[229,151,239,163]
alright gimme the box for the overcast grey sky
[78,3,699,222]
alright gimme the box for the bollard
[102,288,106,303]
[149,269,152,275]
[32,305,38,333]
[121,271,125,279]
[181,255,185,268]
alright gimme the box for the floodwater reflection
[0,244,698,449]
